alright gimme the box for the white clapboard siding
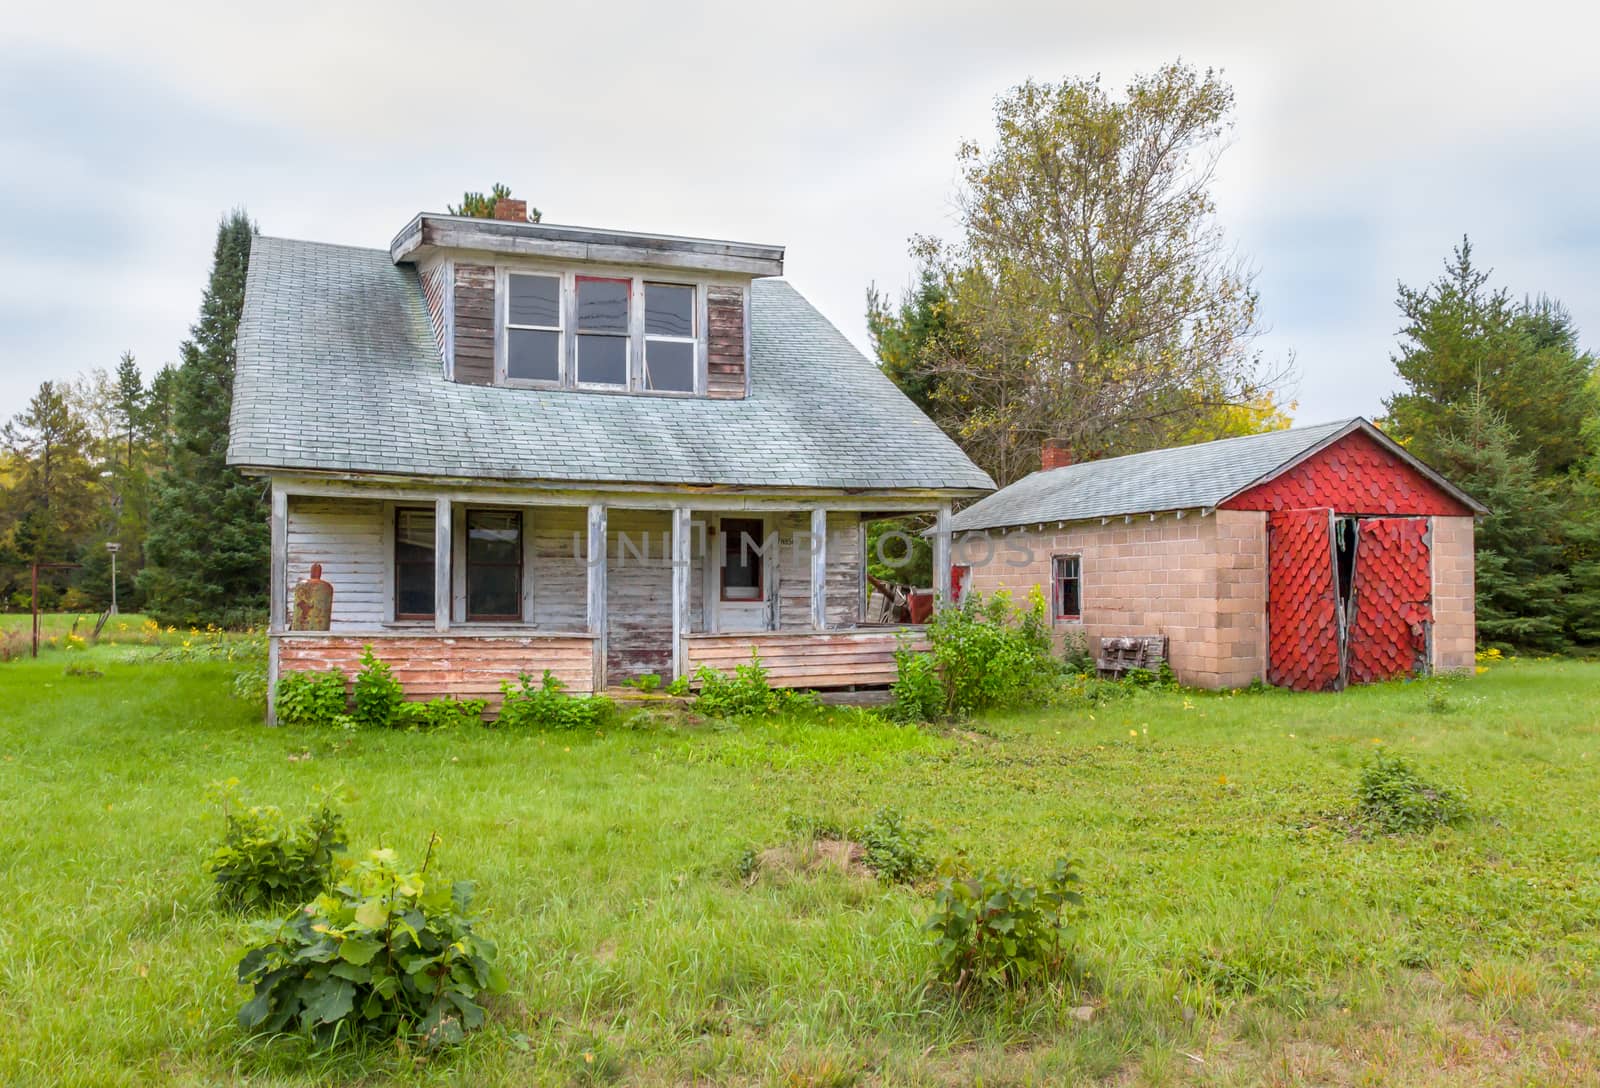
[286,497,387,628]
[826,511,863,628]
[528,506,588,629]
[606,509,674,682]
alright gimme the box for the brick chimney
[492,198,528,222]
[1041,438,1075,471]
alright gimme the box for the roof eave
[390,214,786,277]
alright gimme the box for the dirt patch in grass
[752,838,872,882]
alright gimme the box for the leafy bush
[925,857,1084,991]
[886,643,943,723]
[1059,628,1095,675]
[275,668,349,728]
[205,781,347,912]
[1356,751,1469,834]
[664,675,690,697]
[626,673,663,693]
[691,651,819,719]
[497,671,613,731]
[233,660,269,708]
[852,807,933,884]
[396,696,488,731]
[351,645,405,729]
[894,589,1062,721]
[235,842,505,1049]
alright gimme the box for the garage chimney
[492,198,529,222]
[1041,438,1075,471]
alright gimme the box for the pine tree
[139,210,268,627]
[1385,239,1596,474]
[0,381,96,564]
[1430,399,1570,651]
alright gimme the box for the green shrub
[275,668,348,728]
[626,673,663,693]
[852,807,932,884]
[885,644,943,723]
[235,842,505,1049]
[351,645,405,728]
[1060,629,1095,675]
[396,696,488,731]
[691,651,819,719]
[205,781,347,912]
[925,857,1084,992]
[909,588,1062,720]
[232,660,269,708]
[1356,751,1469,834]
[664,675,690,697]
[497,671,614,730]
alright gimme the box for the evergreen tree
[1385,239,1597,474]
[139,210,268,627]
[0,381,96,565]
[1430,399,1569,651]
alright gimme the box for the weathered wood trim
[672,506,691,678]
[933,503,953,609]
[270,485,288,633]
[682,628,928,690]
[809,507,828,631]
[586,503,607,690]
[452,264,495,385]
[252,474,988,510]
[276,633,598,706]
[266,631,280,724]
[434,497,452,631]
[706,284,747,400]
[391,214,785,277]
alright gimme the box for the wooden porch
[266,479,955,717]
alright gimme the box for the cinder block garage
[952,419,1485,690]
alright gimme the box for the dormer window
[575,276,631,388]
[493,268,707,396]
[644,283,696,393]
[506,274,562,383]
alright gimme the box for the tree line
[0,211,268,625]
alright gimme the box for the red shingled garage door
[1267,509,1433,691]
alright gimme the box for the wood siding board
[705,284,747,399]
[285,496,386,629]
[451,263,496,385]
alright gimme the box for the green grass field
[2,649,1598,1086]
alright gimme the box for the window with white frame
[1052,554,1082,621]
[574,276,630,387]
[644,283,696,392]
[505,273,562,383]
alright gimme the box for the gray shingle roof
[949,420,1362,531]
[228,236,994,493]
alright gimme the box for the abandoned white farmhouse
[227,202,994,715]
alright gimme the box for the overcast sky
[3,0,1596,427]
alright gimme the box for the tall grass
[1,651,1598,1084]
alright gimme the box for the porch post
[671,506,691,679]
[434,497,452,632]
[933,502,953,610]
[267,484,287,725]
[587,503,608,690]
[269,484,288,632]
[809,507,828,631]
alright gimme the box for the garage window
[1052,554,1081,621]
